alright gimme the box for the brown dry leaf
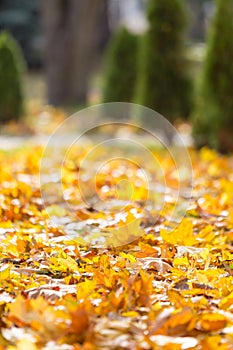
[68,306,89,334]
[135,242,160,258]
[23,284,77,300]
[139,257,172,273]
[149,307,195,336]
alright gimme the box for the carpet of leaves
[0,145,233,350]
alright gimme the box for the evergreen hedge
[136,0,192,122]
[0,31,25,122]
[192,0,233,152]
[103,27,138,103]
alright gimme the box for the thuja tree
[136,0,192,122]
[103,27,138,103]
[0,31,25,122]
[192,0,233,152]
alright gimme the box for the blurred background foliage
[135,0,193,122]
[0,0,233,151]
[0,31,24,122]
[192,0,233,152]
[103,27,138,103]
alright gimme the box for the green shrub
[192,0,233,152]
[136,0,192,122]
[0,31,25,122]
[103,27,138,103]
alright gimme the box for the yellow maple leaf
[104,214,143,247]
[199,313,229,331]
[0,264,10,280]
[8,339,37,350]
[219,291,233,310]
[49,255,78,273]
[173,256,190,267]
[160,219,196,246]
[119,252,137,263]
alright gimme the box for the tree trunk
[187,0,206,41]
[40,0,109,106]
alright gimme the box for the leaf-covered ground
[0,145,233,350]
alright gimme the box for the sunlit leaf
[160,219,196,246]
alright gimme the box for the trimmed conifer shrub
[192,0,233,152]
[136,0,192,122]
[0,31,25,122]
[103,27,138,103]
